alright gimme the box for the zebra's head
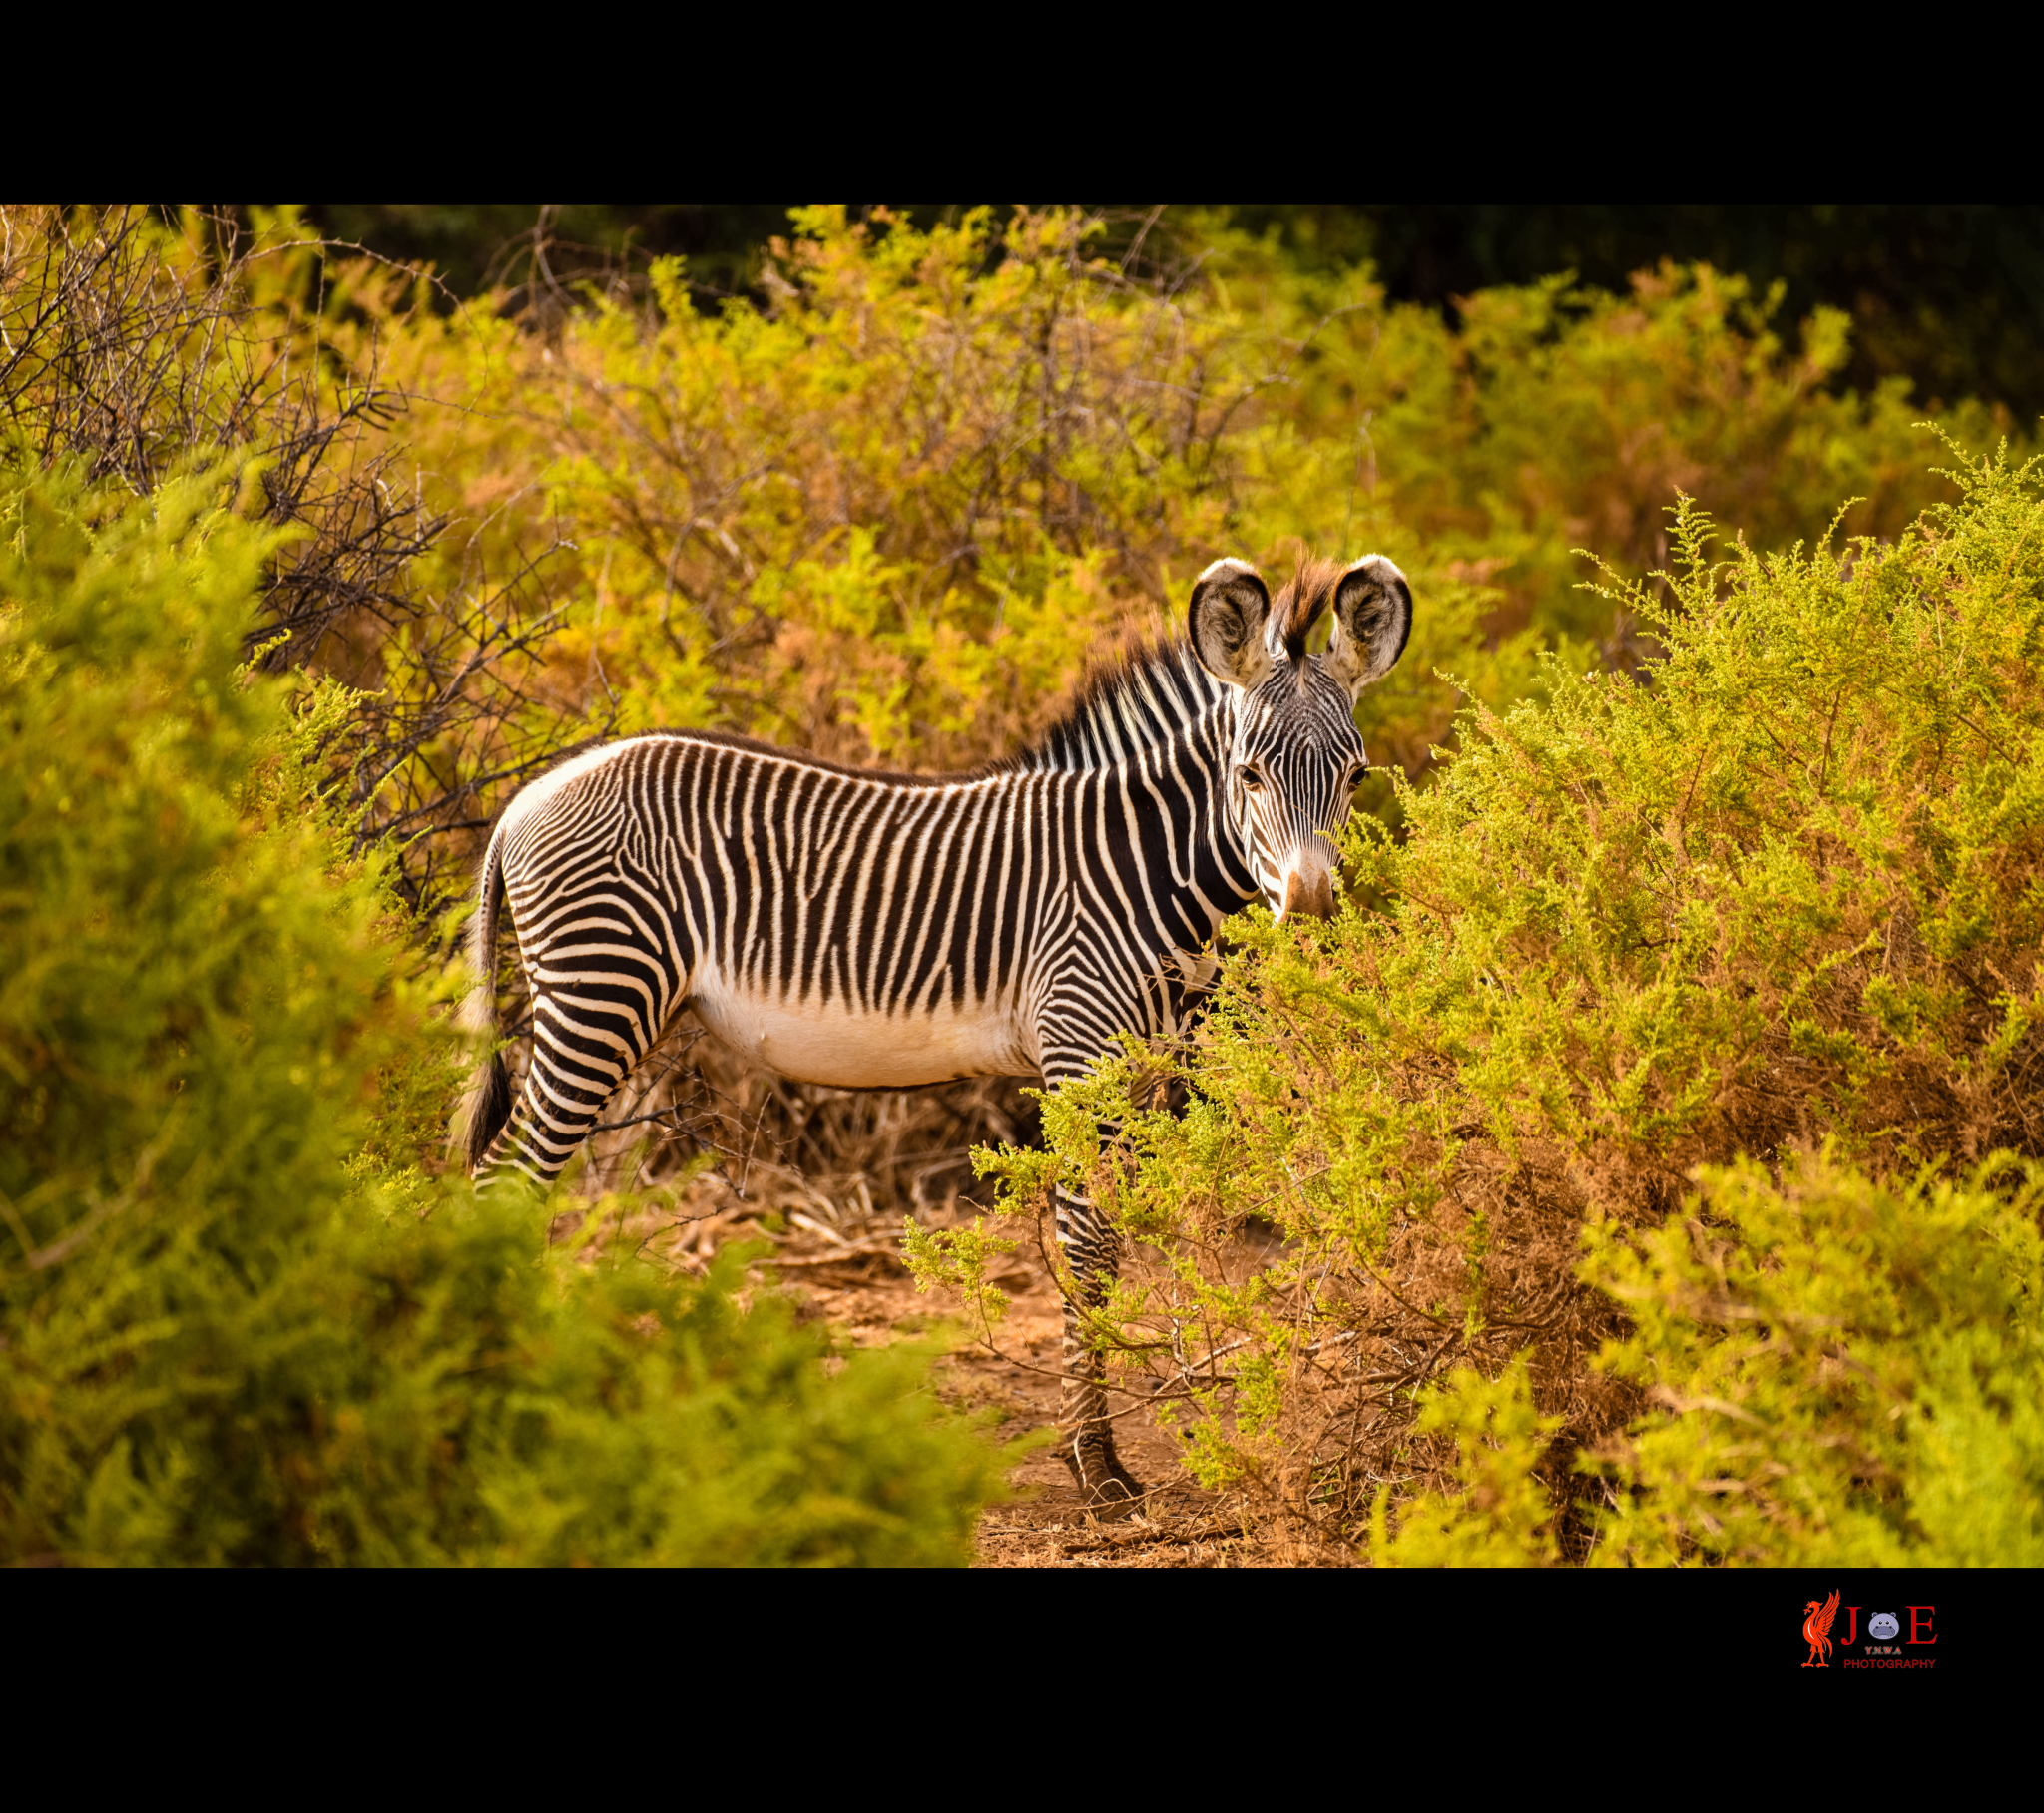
[1188,553,1413,923]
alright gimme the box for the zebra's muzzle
[1276,862,1336,923]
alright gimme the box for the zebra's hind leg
[477,990,641,1191]
[1054,1181,1147,1514]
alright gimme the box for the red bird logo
[1801,1590,1840,1667]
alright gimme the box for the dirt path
[585,1147,1305,1565]
[782,1229,1283,1567]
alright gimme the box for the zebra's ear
[1188,559,1277,690]
[1325,555,1412,699]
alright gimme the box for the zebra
[457,551,1413,1509]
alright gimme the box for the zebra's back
[494,731,1079,1089]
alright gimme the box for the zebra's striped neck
[1010,639,1260,947]
[1011,640,1234,775]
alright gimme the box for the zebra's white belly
[688,978,1036,1089]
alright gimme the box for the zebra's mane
[535,637,1228,796]
[1007,636,1229,774]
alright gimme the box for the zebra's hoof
[1060,1444,1148,1519]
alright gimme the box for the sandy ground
[563,1100,1311,1565]
[775,1224,1288,1567]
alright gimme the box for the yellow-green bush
[1259,255,2006,648]
[1584,1151,2044,1567]
[959,441,2044,1559]
[7,207,2013,894]
[0,462,1005,1565]
[1367,1354,1564,1567]
[1371,1144,2044,1568]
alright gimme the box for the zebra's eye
[1238,766,1265,791]
[1345,762,1369,789]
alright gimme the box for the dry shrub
[358,206,1257,772]
[0,205,596,918]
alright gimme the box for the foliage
[1345,263,1996,650]
[330,207,2010,862]
[0,463,1006,1565]
[10,205,2042,1564]
[1583,1151,2044,1568]
[1369,1355,1562,1567]
[362,205,1528,794]
[970,443,2044,1557]
[1187,230,2003,651]
[316,204,2044,427]
[0,205,588,919]
[1368,1150,2044,1566]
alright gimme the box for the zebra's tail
[453,828,514,1175]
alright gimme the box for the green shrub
[1368,1151,2044,1567]
[1584,1151,2044,1568]
[0,462,1005,1565]
[1369,1355,1562,1567]
[960,439,2044,1557]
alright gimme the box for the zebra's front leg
[1054,1179,1146,1513]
